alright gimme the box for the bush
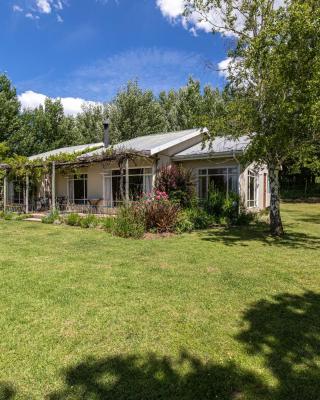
[186,207,214,230]
[223,193,240,225]
[99,217,115,233]
[0,211,13,220]
[42,210,60,224]
[112,206,145,239]
[155,165,195,208]
[142,192,180,233]
[175,211,194,233]
[236,209,257,226]
[80,214,99,229]
[65,213,81,227]
[203,190,225,221]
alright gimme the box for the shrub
[80,214,98,229]
[142,192,180,233]
[42,210,60,224]
[112,206,145,239]
[0,211,13,220]
[186,207,214,230]
[203,190,225,221]
[175,211,194,233]
[236,209,257,226]
[65,213,81,227]
[223,193,240,226]
[155,165,195,207]
[99,217,115,233]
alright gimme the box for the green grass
[0,203,319,400]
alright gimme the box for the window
[105,168,152,206]
[12,180,25,204]
[247,170,258,208]
[198,167,239,199]
[69,174,88,204]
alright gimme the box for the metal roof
[80,128,205,158]
[172,136,250,160]
[29,142,104,161]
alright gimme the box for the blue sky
[0,0,231,114]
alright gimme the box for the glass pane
[199,169,207,175]
[199,176,207,198]
[112,176,123,203]
[228,167,238,174]
[208,168,227,175]
[144,168,152,175]
[143,175,152,194]
[129,168,144,176]
[209,175,227,193]
[228,175,238,194]
[74,178,87,204]
[129,175,143,199]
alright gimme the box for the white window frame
[197,166,239,199]
[247,169,258,208]
[68,174,88,204]
[103,167,152,207]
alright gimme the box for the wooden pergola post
[125,158,129,204]
[25,174,29,214]
[51,161,56,211]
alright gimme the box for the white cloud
[156,0,184,19]
[13,4,23,12]
[12,0,65,21]
[36,0,52,14]
[18,91,98,116]
[156,0,286,37]
[25,12,40,19]
[218,57,232,78]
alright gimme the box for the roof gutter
[172,150,243,162]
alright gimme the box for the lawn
[0,203,319,400]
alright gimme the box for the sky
[0,0,233,115]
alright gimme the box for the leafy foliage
[41,210,60,224]
[184,0,320,236]
[0,74,20,143]
[108,81,167,144]
[155,165,195,208]
[112,205,146,239]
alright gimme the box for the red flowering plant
[155,165,195,208]
[131,190,180,233]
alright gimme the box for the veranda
[0,149,154,215]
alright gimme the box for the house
[1,123,270,213]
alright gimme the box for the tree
[109,81,167,144]
[0,74,20,143]
[10,98,81,156]
[74,103,109,144]
[184,0,320,236]
[159,77,225,132]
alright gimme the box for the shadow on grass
[0,383,15,400]
[299,214,320,224]
[47,291,320,400]
[48,352,269,400]
[200,223,320,249]
[237,291,320,400]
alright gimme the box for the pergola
[0,149,156,214]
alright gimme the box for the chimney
[103,120,110,147]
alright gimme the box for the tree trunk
[268,163,284,236]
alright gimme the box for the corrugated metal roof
[173,136,250,160]
[29,142,104,161]
[80,128,204,158]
